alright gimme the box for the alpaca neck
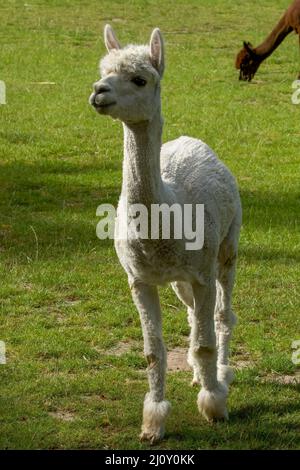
[122,108,164,207]
[255,15,293,60]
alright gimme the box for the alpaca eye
[131,77,147,87]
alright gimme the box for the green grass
[0,0,299,449]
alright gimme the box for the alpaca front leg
[191,280,228,422]
[131,281,170,444]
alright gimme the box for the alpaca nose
[94,82,111,94]
[89,81,112,107]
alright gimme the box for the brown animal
[236,0,300,81]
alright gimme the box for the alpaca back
[161,136,241,243]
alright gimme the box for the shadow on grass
[240,188,299,231]
[239,245,300,263]
[0,159,120,260]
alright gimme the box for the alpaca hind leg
[171,282,200,386]
[215,275,237,387]
[215,223,239,387]
[171,281,193,309]
[187,306,202,387]
[131,281,170,444]
[191,277,228,422]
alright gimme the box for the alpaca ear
[243,41,254,54]
[149,28,165,77]
[104,24,121,52]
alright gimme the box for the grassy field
[0,0,299,450]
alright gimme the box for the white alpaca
[90,25,242,444]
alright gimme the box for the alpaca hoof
[141,395,171,445]
[140,429,164,445]
[197,383,228,422]
[217,364,234,386]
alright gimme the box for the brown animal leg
[298,34,300,79]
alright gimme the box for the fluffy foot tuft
[197,383,228,422]
[140,394,171,444]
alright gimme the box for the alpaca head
[89,25,164,124]
[235,41,261,81]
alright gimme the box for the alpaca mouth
[95,102,116,109]
[93,102,116,113]
[239,70,252,82]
